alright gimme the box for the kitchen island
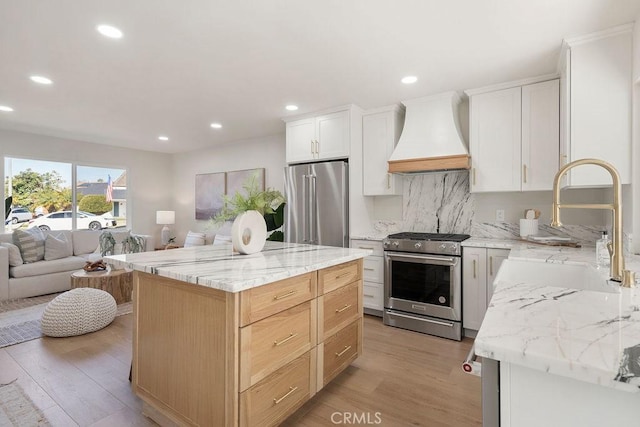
[474,245,640,426]
[108,242,370,427]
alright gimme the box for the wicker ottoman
[41,288,117,337]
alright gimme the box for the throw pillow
[213,234,232,245]
[0,242,24,267]
[13,228,45,263]
[184,231,206,247]
[44,233,73,261]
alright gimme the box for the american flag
[105,175,113,202]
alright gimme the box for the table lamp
[156,211,175,246]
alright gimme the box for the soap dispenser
[596,231,610,268]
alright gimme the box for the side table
[70,268,133,304]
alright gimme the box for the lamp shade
[156,210,175,225]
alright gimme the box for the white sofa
[0,229,154,301]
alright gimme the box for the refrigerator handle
[310,175,317,243]
[302,174,308,243]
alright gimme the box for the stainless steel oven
[382,232,469,341]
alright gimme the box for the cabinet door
[462,247,487,331]
[470,87,522,192]
[521,80,559,191]
[286,118,315,163]
[363,110,402,196]
[486,248,510,304]
[568,30,632,186]
[316,111,350,160]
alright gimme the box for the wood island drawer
[321,320,360,387]
[240,351,313,427]
[319,280,361,340]
[318,259,362,295]
[240,272,316,327]
[240,300,316,391]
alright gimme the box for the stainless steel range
[382,232,470,341]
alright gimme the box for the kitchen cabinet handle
[273,386,298,404]
[315,140,320,156]
[473,259,476,279]
[523,165,527,184]
[274,333,298,346]
[335,345,352,357]
[364,294,374,298]
[363,267,374,271]
[335,304,352,313]
[310,140,314,155]
[273,290,297,300]
[387,173,391,189]
[561,154,567,165]
[489,256,493,276]
[358,246,374,250]
[473,168,476,185]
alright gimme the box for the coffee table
[70,268,133,304]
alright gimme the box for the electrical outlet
[496,209,505,222]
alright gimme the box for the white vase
[231,210,267,254]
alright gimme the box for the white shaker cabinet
[351,239,384,316]
[462,247,510,334]
[559,24,632,187]
[467,78,559,193]
[362,105,404,196]
[285,109,350,164]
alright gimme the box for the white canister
[519,219,539,238]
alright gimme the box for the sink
[494,259,617,293]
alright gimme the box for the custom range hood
[388,91,470,173]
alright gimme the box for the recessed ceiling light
[0,105,14,112]
[210,123,222,129]
[158,136,169,141]
[401,76,418,84]
[97,25,123,39]
[285,105,298,111]
[30,75,53,85]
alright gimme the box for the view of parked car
[27,211,117,231]
[5,207,32,225]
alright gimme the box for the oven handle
[386,310,455,328]
[385,252,457,266]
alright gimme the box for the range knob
[440,243,447,250]
[414,242,422,249]
[392,241,399,247]
[450,244,458,252]
[383,241,389,248]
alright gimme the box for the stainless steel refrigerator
[284,160,349,248]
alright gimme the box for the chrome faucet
[551,158,635,287]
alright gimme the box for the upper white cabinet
[362,105,404,196]
[559,25,632,187]
[285,108,350,163]
[467,77,559,193]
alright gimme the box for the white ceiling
[0,0,638,154]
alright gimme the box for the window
[4,157,127,233]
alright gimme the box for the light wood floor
[0,314,481,426]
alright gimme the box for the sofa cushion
[13,228,45,263]
[184,231,206,247]
[73,230,100,255]
[0,242,23,266]
[10,256,86,278]
[44,232,73,261]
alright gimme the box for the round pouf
[41,288,117,337]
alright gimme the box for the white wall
[171,134,286,242]
[0,129,173,239]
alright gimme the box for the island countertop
[475,245,640,393]
[106,241,371,293]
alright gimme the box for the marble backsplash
[368,171,605,245]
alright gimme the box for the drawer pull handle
[364,294,374,298]
[358,246,374,250]
[473,259,476,279]
[335,304,352,313]
[363,267,374,271]
[274,333,297,346]
[273,290,297,300]
[335,345,352,357]
[273,386,298,404]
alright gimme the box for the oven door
[384,251,461,321]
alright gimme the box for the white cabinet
[559,25,632,187]
[362,105,404,196]
[467,78,559,193]
[285,109,350,163]
[462,247,510,333]
[351,239,383,316]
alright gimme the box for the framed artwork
[195,172,225,220]
[226,168,265,198]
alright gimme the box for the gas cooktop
[387,232,471,243]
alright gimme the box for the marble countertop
[106,242,371,293]
[475,244,640,393]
